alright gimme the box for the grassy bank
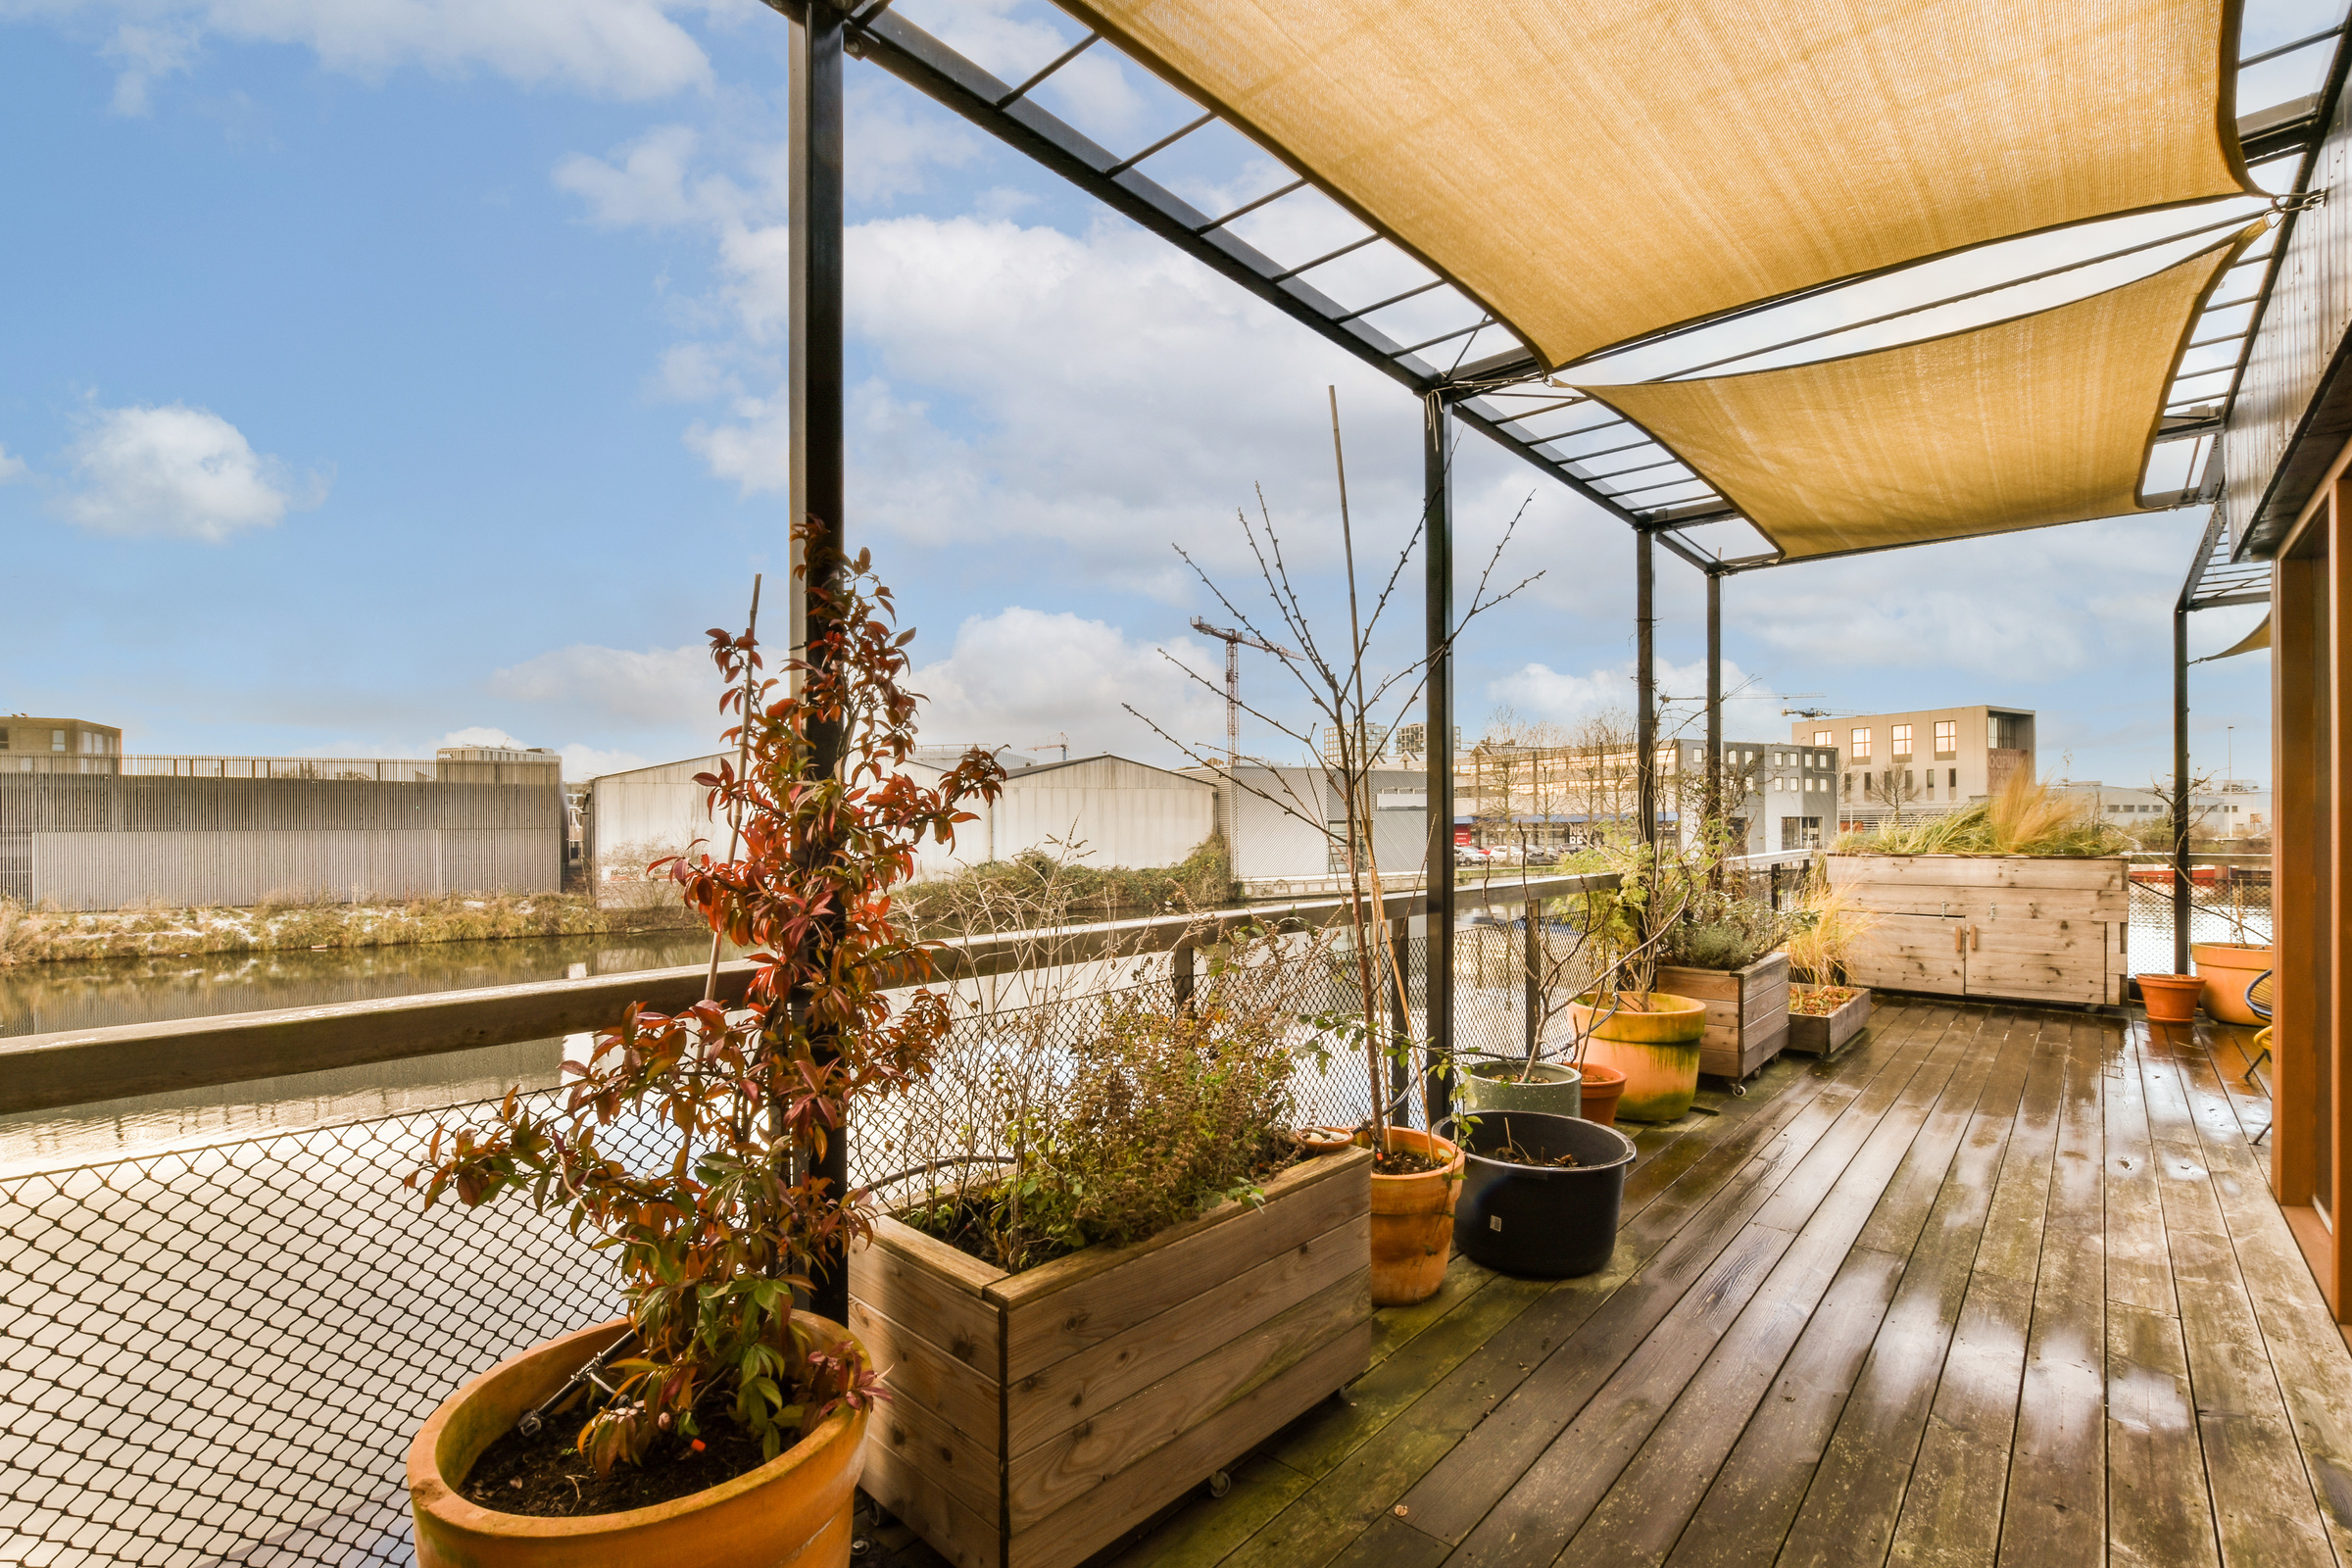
[0,893,701,967]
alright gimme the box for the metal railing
[2123,850,2273,975]
[0,871,1610,1567]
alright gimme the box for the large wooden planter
[1786,984,1872,1057]
[1655,952,1790,1080]
[1827,854,2128,1005]
[848,1147,1375,1568]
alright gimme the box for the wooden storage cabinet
[1827,854,2129,1005]
[1655,951,1790,1080]
[849,1148,1375,1568]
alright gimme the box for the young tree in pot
[404,523,1006,1568]
[1126,388,1537,1305]
[1567,847,1706,1122]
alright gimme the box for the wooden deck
[868,996,2352,1568]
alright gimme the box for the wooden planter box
[1827,854,2129,1006]
[1787,984,1872,1057]
[1654,951,1790,1081]
[848,1147,1375,1568]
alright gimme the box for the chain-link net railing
[2,895,1607,1567]
[2123,851,2273,976]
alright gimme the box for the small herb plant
[413,522,1005,1475]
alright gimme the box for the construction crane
[1026,733,1070,762]
[1189,617,1300,766]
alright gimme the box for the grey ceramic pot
[1457,1056,1583,1120]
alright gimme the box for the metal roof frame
[827,0,2340,581]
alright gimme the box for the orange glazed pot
[1369,1126,1464,1307]
[2137,973,2205,1025]
[408,1316,869,1568]
[2190,942,2273,1026]
[1570,992,1708,1122]
[1574,1062,1628,1128]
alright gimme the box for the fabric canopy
[1061,0,2257,368]
[1572,228,2260,560]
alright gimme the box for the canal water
[0,928,740,1174]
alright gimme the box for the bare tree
[1126,389,1539,1153]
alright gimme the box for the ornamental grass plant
[1835,772,2134,858]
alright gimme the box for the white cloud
[0,444,27,483]
[910,608,1226,762]
[555,124,741,228]
[101,23,200,113]
[60,403,322,541]
[489,641,718,727]
[1487,656,1788,745]
[681,212,1422,597]
[19,0,714,106]
[559,741,653,779]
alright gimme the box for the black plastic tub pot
[1451,1110,1637,1278]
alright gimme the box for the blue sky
[0,0,2317,791]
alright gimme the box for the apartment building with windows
[1796,706,2034,831]
[1670,738,1840,855]
[1,715,123,774]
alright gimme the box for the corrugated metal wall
[0,776,561,910]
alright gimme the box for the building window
[51,730,66,753]
[1935,719,1957,759]
[1813,730,1833,748]
[1949,767,1958,789]
[0,731,9,751]
[1850,728,1873,762]
[1890,723,1913,760]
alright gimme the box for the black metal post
[1706,566,1723,846]
[793,0,850,1328]
[1637,529,1657,850]
[2174,601,2193,976]
[1424,391,1455,1130]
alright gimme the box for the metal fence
[2123,850,2273,975]
[0,889,1593,1567]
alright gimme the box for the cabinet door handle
[1954,925,1966,955]
[1970,925,1981,952]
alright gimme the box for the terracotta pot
[2136,973,2206,1025]
[1369,1126,1464,1307]
[1573,1062,1627,1127]
[2191,942,2273,1026]
[1298,1125,1357,1155]
[1570,992,1708,1122]
[409,1315,869,1568]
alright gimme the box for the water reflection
[0,928,739,1175]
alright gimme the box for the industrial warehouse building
[587,751,1221,890]
[0,746,564,909]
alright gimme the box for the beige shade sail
[1574,228,2260,560]
[1060,0,2258,368]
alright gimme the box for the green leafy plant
[906,922,1330,1273]
[412,520,1005,1474]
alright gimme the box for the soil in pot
[1453,1110,1636,1279]
[466,1410,773,1517]
[2191,942,2273,1026]
[1570,992,1707,1122]
[1573,1062,1627,1127]
[1370,1125,1463,1306]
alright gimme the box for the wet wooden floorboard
[1069,1000,2352,1568]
